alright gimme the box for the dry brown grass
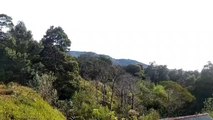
[0,85,13,95]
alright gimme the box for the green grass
[0,83,65,120]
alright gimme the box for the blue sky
[1,0,213,71]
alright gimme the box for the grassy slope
[0,84,65,120]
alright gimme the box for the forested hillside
[69,51,147,67]
[1,14,213,120]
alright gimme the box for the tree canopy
[1,14,213,120]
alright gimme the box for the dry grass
[0,89,13,95]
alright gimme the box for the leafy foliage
[1,14,213,120]
[71,80,118,120]
[40,26,80,100]
[125,64,145,79]
[0,14,80,119]
[145,63,169,83]
[138,110,160,120]
[41,26,71,52]
[202,97,213,118]
[0,14,13,31]
[0,83,65,120]
[194,62,213,111]
[160,81,195,116]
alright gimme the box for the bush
[202,98,213,117]
[138,110,160,120]
[92,107,117,120]
[33,73,58,105]
[0,83,65,120]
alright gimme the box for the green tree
[125,64,145,79]
[41,26,71,52]
[194,62,213,111]
[71,80,118,120]
[78,54,115,106]
[0,20,41,85]
[168,69,199,89]
[202,98,213,113]
[202,97,213,117]
[0,14,13,31]
[145,63,169,84]
[0,14,14,81]
[160,81,195,117]
[40,26,80,100]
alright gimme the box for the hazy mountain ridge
[69,51,147,67]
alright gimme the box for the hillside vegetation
[0,83,65,120]
[1,14,213,120]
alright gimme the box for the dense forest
[1,14,213,120]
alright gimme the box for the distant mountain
[69,51,98,58]
[69,51,147,68]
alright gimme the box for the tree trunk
[95,80,99,103]
[129,85,135,109]
[110,78,116,110]
[102,83,107,106]
[131,93,134,109]
[120,89,123,113]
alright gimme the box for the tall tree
[125,64,145,79]
[160,81,195,117]
[145,63,169,84]
[0,14,13,31]
[40,26,80,100]
[41,26,71,52]
[0,20,40,85]
[194,62,213,111]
